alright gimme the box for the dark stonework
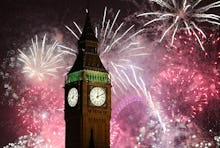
[65,12,111,148]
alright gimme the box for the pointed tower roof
[67,11,108,74]
[78,11,98,49]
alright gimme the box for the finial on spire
[78,9,98,49]
[86,0,90,13]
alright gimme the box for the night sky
[0,0,220,147]
[0,0,130,58]
[0,0,217,59]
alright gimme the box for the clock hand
[96,93,105,98]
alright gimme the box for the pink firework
[150,30,220,119]
[2,5,220,147]
[16,86,65,147]
[110,119,120,147]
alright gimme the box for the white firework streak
[66,7,146,54]
[18,34,73,81]
[138,0,220,51]
[65,9,162,129]
[130,65,166,132]
[65,7,150,96]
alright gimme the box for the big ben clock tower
[64,11,111,148]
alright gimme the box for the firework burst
[64,7,171,147]
[2,3,220,148]
[16,86,63,132]
[138,0,220,50]
[150,31,220,120]
[65,7,151,99]
[18,34,71,81]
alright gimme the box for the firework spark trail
[138,0,220,50]
[150,30,220,120]
[103,25,135,53]
[65,7,149,97]
[2,7,151,148]
[2,3,220,147]
[121,27,220,146]
[66,7,145,54]
[18,34,72,81]
[65,7,165,138]
[16,86,64,133]
[65,26,79,40]
[111,95,203,147]
[1,47,66,147]
[57,44,77,56]
[152,64,215,119]
[126,64,166,133]
[134,106,218,147]
[138,76,166,132]
[110,119,120,147]
[110,62,128,92]
[64,7,168,146]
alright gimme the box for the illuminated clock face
[89,87,106,106]
[67,88,78,107]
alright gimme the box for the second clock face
[67,88,78,107]
[89,87,106,106]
